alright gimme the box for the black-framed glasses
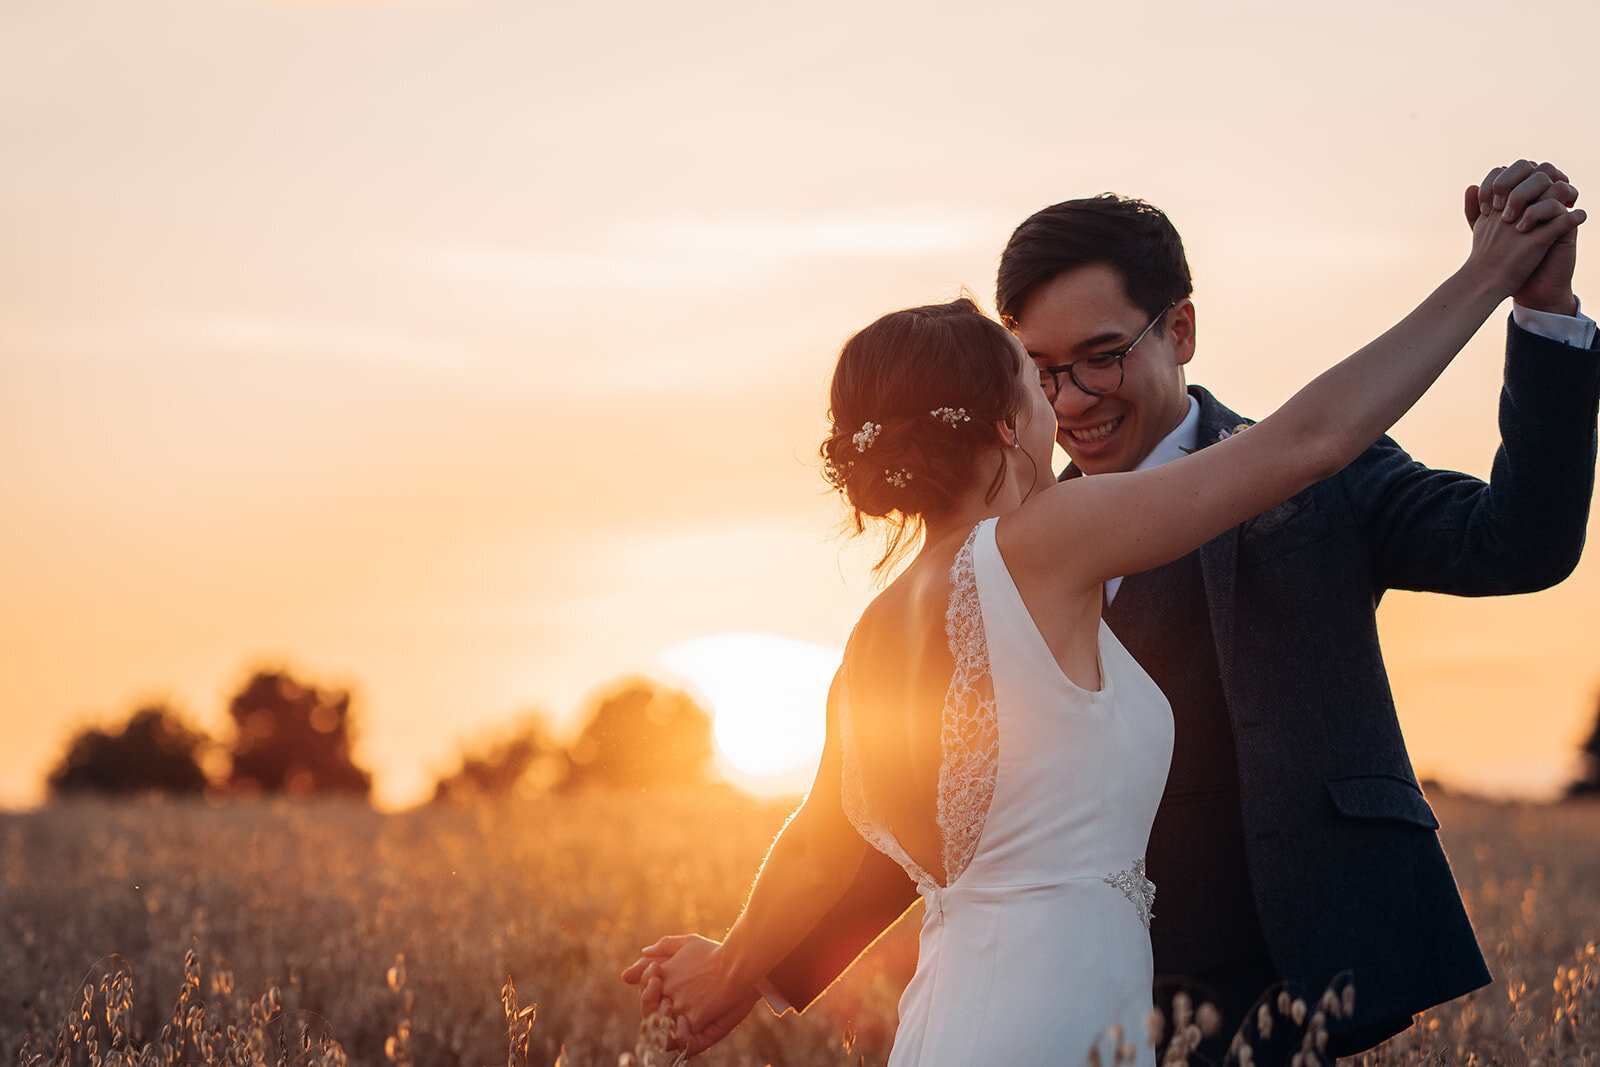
[1036,302,1175,400]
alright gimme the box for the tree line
[46,667,718,803]
[45,666,1600,803]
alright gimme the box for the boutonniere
[1181,422,1254,454]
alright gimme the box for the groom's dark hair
[996,194,1193,329]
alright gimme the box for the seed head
[1172,991,1194,1028]
[1145,1007,1166,1046]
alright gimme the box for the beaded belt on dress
[1104,858,1156,930]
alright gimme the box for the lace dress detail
[1103,858,1157,930]
[840,526,999,890]
[936,529,998,884]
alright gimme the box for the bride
[625,189,1583,1065]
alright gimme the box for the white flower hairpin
[930,407,970,426]
[885,469,913,488]
[853,421,882,453]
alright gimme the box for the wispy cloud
[424,211,998,293]
[627,216,993,257]
[180,315,469,369]
[1,313,473,372]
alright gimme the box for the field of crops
[2,789,1597,1065]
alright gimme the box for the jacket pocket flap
[1325,774,1439,829]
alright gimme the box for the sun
[659,633,840,789]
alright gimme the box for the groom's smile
[1065,414,1123,445]
[1013,263,1195,476]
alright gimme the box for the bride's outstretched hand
[1461,159,1585,298]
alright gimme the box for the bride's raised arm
[1003,192,1586,596]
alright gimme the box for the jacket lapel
[1191,386,1245,682]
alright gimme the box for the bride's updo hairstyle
[821,296,1028,575]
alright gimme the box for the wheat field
[2,790,1596,1066]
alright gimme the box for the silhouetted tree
[432,712,567,803]
[564,678,714,791]
[227,670,371,797]
[1568,689,1600,799]
[47,705,213,797]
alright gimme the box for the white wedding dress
[839,518,1174,1066]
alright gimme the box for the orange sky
[3,0,1598,809]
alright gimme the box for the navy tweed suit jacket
[767,319,1600,1047]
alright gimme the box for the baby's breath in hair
[819,296,1029,579]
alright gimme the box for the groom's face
[1013,263,1195,476]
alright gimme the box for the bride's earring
[1009,421,1022,449]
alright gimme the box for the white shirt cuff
[1512,297,1597,348]
[756,976,795,1016]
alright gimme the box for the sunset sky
[3,0,1598,809]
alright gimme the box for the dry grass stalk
[4,792,1597,1065]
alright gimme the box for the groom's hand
[622,937,681,1020]
[676,997,759,1057]
[623,934,760,1056]
[1465,159,1580,315]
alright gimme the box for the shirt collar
[1132,393,1201,472]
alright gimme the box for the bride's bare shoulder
[995,482,1103,602]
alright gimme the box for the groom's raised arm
[1359,163,1600,595]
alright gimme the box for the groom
[628,162,1600,1059]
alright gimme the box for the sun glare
[659,633,840,786]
